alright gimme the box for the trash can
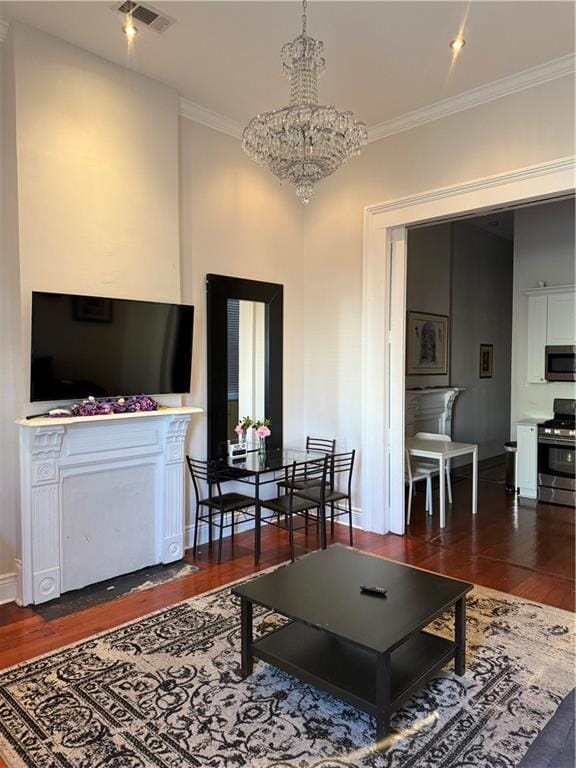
[504,441,518,494]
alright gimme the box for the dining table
[220,446,326,563]
[405,437,478,528]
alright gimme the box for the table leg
[439,455,446,528]
[375,652,391,742]
[454,597,466,675]
[472,447,478,515]
[240,597,254,678]
[254,474,261,565]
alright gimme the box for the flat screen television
[31,292,194,402]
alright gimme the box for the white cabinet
[547,291,576,345]
[524,286,575,383]
[527,294,548,383]
[517,423,538,499]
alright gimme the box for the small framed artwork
[479,344,493,378]
[406,311,449,375]
[73,296,113,323]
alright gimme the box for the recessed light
[122,19,138,39]
[450,37,466,52]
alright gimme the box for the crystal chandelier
[242,0,368,205]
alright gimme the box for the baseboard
[0,572,17,605]
[184,506,364,551]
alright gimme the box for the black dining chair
[259,455,329,561]
[276,436,336,494]
[295,450,356,547]
[186,457,258,564]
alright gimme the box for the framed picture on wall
[479,343,494,378]
[406,311,449,375]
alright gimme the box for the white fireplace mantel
[405,387,463,438]
[17,406,202,605]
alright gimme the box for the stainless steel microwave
[545,345,576,381]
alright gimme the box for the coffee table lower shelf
[252,621,456,719]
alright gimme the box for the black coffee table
[232,545,473,740]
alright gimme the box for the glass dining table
[217,447,326,563]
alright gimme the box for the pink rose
[256,425,271,438]
[234,424,244,435]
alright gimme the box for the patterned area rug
[0,571,574,768]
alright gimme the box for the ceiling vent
[112,1,175,33]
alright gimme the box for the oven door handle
[538,435,575,447]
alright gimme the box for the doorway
[361,157,575,535]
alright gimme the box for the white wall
[178,119,305,463]
[406,223,451,388]
[511,199,576,426]
[0,23,182,597]
[12,23,182,414]
[0,34,23,592]
[303,75,575,517]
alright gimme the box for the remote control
[360,584,388,597]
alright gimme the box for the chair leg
[217,511,224,564]
[446,465,453,504]
[208,513,213,549]
[231,510,235,541]
[347,499,353,546]
[330,502,335,537]
[193,504,201,555]
[407,481,413,525]
[288,513,295,562]
[427,478,433,515]
[304,510,309,536]
[319,505,327,550]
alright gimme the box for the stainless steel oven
[538,398,575,507]
[545,345,576,382]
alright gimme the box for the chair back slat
[286,455,329,512]
[186,456,226,503]
[326,450,356,493]
[306,436,336,455]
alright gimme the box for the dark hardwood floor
[0,469,573,680]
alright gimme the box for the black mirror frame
[206,274,283,460]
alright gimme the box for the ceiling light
[450,37,466,52]
[122,17,138,39]
[242,0,367,205]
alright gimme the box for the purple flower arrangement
[49,394,159,418]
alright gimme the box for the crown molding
[178,97,242,140]
[368,54,576,144]
[178,53,575,144]
[365,156,576,217]
[0,20,9,44]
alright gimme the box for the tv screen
[31,292,194,402]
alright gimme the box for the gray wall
[511,199,576,427]
[406,223,451,388]
[407,221,514,460]
[450,222,514,459]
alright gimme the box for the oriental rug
[0,571,573,767]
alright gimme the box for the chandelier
[242,0,368,205]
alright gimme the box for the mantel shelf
[17,405,203,428]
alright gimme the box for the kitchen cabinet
[547,291,576,345]
[527,294,548,383]
[524,286,575,383]
[517,422,538,499]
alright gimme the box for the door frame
[361,156,575,535]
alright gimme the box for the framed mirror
[206,274,283,459]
